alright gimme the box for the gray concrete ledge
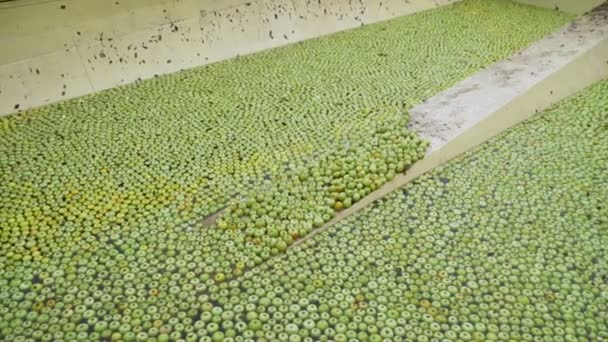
[410,2,608,154]
[293,3,608,248]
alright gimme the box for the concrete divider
[293,3,608,248]
[0,0,459,117]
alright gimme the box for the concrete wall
[514,0,605,14]
[0,0,459,117]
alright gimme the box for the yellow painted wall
[0,0,459,116]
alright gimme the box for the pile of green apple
[0,1,578,341]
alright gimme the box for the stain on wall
[0,0,459,116]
